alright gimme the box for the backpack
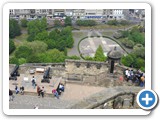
[32,79,35,83]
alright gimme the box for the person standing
[20,86,24,95]
[9,89,14,101]
[15,85,19,94]
[37,85,41,97]
[31,76,36,89]
[41,86,45,98]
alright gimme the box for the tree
[20,18,28,27]
[54,20,62,27]
[9,39,16,54]
[9,57,19,65]
[18,58,27,65]
[121,54,135,67]
[94,45,106,62]
[47,49,66,62]
[15,46,32,59]
[134,58,145,69]
[25,41,48,54]
[65,16,72,26]
[66,35,74,48]
[9,19,21,38]
[35,31,49,41]
[27,18,47,41]
[40,17,47,31]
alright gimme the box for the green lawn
[72,32,88,38]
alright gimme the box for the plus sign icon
[137,89,158,110]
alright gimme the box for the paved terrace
[9,86,142,109]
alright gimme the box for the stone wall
[65,59,109,84]
[69,86,142,109]
[9,60,131,86]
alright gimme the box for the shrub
[121,39,134,48]
[9,39,16,54]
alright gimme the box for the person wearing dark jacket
[9,89,14,101]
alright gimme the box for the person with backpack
[15,85,19,94]
[31,76,36,89]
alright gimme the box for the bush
[84,56,94,61]
[132,46,145,59]
[9,39,16,54]
[67,55,81,60]
[121,39,134,48]
[107,20,119,26]
[76,20,96,26]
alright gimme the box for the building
[85,9,104,20]
[9,9,132,21]
[107,9,124,20]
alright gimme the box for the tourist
[41,86,45,98]
[37,85,41,97]
[15,85,19,94]
[52,89,59,99]
[31,76,36,89]
[9,89,14,101]
[20,86,24,95]
[140,76,145,87]
[58,83,64,92]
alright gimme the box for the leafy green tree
[26,41,48,54]
[27,18,47,41]
[18,58,26,65]
[37,53,52,63]
[134,58,145,69]
[40,17,47,31]
[47,49,66,62]
[35,31,49,41]
[15,46,32,59]
[65,16,72,26]
[27,54,41,63]
[66,35,74,48]
[94,45,106,62]
[45,39,56,49]
[9,19,21,38]
[9,57,19,65]
[121,54,135,67]
[9,39,16,54]
[20,18,28,27]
